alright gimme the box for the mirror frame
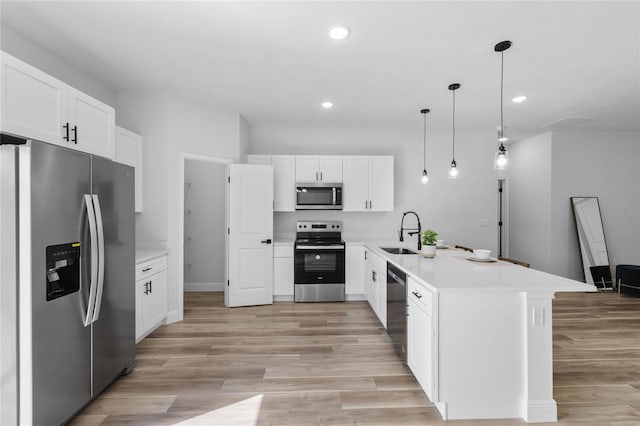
[570,196,610,285]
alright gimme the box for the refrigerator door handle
[91,194,105,323]
[83,195,99,327]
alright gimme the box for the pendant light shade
[448,83,460,179]
[494,40,511,170]
[420,108,430,184]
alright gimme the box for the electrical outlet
[532,307,544,326]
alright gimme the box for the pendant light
[448,83,460,179]
[420,108,430,184]
[494,40,511,170]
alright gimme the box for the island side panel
[437,290,525,420]
[522,292,557,423]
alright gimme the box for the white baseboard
[165,310,179,324]
[523,399,557,423]
[184,282,224,292]
[273,294,366,302]
[273,295,294,302]
[346,294,367,301]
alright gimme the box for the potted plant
[421,229,438,258]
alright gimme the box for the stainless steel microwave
[295,183,342,210]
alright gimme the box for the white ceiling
[1,1,639,140]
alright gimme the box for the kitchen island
[365,245,595,423]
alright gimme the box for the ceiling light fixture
[494,40,512,170]
[448,83,460,179]
[327,25,350,40]
[512,95,528,103]
[321,101,334,109]
[420,108,430,184]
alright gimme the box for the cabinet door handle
[149,280,152,293]
[142,267,152,272]
[369,200,372,210]
[320,172,323,181]
[63,123,69,141]
[261,239,272,244]
[72,126,78,144]
[372,270,376,282]
[144,281,150,295]
[412,291,422,299]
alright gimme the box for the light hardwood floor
[70,291,640,425]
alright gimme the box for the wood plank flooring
[69,291,640,425]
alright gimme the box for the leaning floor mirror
[570,197,612,289]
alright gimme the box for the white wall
[508,130,640,281]
[116,92,169,243]
[550,131,640,280]
[117,92,243,321]
[250,126,500,253]
[184,159,226,286]
[1,25,116,106]
[508,132,553,270]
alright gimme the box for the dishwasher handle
[387,267,406,286]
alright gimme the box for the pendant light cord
[452,89,456,160]
[500,50,505,148]
[423,112,427,170]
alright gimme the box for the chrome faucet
[399,211,422,250]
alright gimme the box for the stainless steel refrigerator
[0,136,135,425]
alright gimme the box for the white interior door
[226,164,274,307]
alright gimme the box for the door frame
[177,152,233,321]
[498,177,510,258]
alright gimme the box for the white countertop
[136,248,168,264]
[365,243,596,294]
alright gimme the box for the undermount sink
[380,247,417,255]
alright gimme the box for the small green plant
[421,229,438,246]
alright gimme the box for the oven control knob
[315,255,320,260]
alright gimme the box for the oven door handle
[296,245,345,250]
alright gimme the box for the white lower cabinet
[135,254,168,342]
[345,244,364,297]
[407,276,436,400]
[365,248,387,327]
[273,243,294,300]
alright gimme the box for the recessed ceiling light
[512,95,528,103]
[327,25,350,40]
[321,101,334,109]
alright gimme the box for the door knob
[261,239,272,244]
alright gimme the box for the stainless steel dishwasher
[387,262,407,362]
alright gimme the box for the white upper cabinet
[295,155,319,182]
[343,155,393,212]
[1,51,115,159]
[272,155,296,211]
[1,51,67,144]
[342,156,369,211]
[67,87,115,158]
[318,156,342,182]
[368,156,394,211]
[115,126,143,212]
[295,155,342,183]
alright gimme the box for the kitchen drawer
[408,276,434,316]
[274,245,294,258]
[365,249,386,272]
[136,255,167,281]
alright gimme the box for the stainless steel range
[294,221,345,302]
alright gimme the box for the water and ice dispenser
[46,242,81,301]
